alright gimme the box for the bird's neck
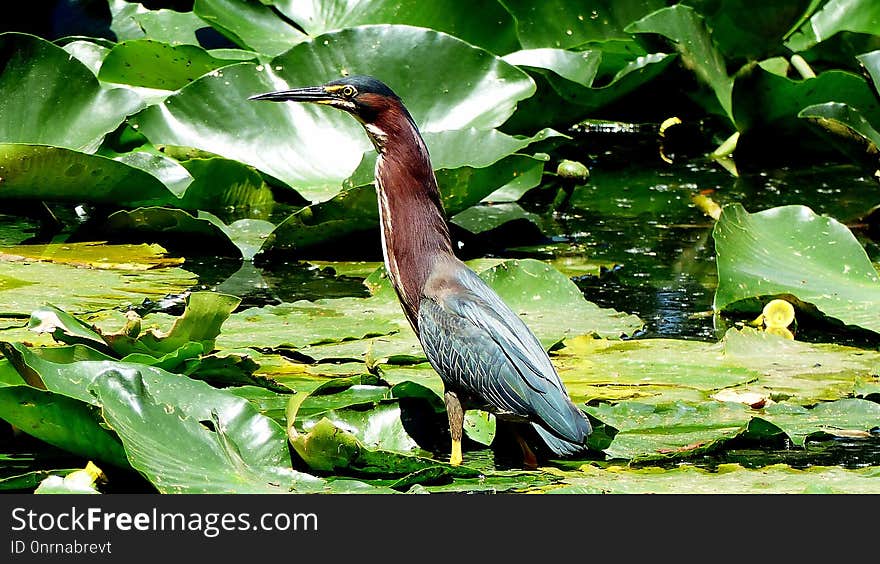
[371,111,454,331]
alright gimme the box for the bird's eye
[341,85,357,98]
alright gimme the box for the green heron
[250,76,591,466]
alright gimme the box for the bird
[250,75,591,466]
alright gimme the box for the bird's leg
[444,390,464,466]
[514,432,538,470]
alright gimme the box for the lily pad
[627,4,733,121]
[1,242,182,271]
[713,203,880,334]
[99,40,250,91]
[585,400,755,461]
[0,381,128,468]
[290,417,478,479]
[501,0,666,49]
[785,0,880,52]
[553,335,759,405]
[480,259,643,345]
[0,33,143,152]
[91,367,328,493]
[0,259,196,316]
[723,327,880,404]
[0,144,181,206]
[756,399,880,447]
[193,0,309,56]
[273,0,519,54]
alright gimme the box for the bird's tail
[531,416,592,457]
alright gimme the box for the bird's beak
[248,86,334,104]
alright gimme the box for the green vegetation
[1,1,879,494]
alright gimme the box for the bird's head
[249,75,415,148]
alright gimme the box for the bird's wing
[417,268,588,443]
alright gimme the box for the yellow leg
[450,439,463,466]
[445,390,464,466]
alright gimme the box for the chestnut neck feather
[367,99,453,331]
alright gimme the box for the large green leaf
[272,0,519,54]
[290,417,478,479]
[686,0,818,60]
[555,327,880,406]
[733,67,880,135]
[627,4,733,121]
[2,343,337,492]
[216,295,404,351]
[756,399,880,447]
[713,203,880,334]
[0,144,180,206]
[0,259,195,316]
[585,400,755,461]
[785,0,880,52]
[91,367,328,493]
[798,102,880,161]
[0,381,128,468]
[0,33,143,152]
[501,52,675,131]
[553,335,759,405]
[194,0,309,56]
[98,40,250,91]
[500,0,666,49]
[133,25,535,202]
[722,328,880,405]
[480,259,643,345]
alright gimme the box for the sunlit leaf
[627,4,733,121]
[0,144,181,206]
[713,203,880,334]
[272,0,519,54]
[785,0,880,52]
[0,33,143,152]
[99,40,251,91]
[194,0,309,56]
[501,0,666,49]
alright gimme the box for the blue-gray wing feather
[417,268,590,449]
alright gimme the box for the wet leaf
[713,203,880,334]
[553,335,760,405]
[0,242,183,271]
[0,144,184,206]
[756,398,880,447]
[502,0,666,49]
[785,0,880,52]
[103,291,240,357]
[733,66,880,135]
[290,417,478,479]
[91,367,329,493]
[0,380,129,468]
[273,0,519,54]
[194,0,309,56]
[627,4,733,120]
[584,400,754,461]
[0,33,143,152]
[479,259,643,345]
[0,260,195,316]
[99,40,251,91]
